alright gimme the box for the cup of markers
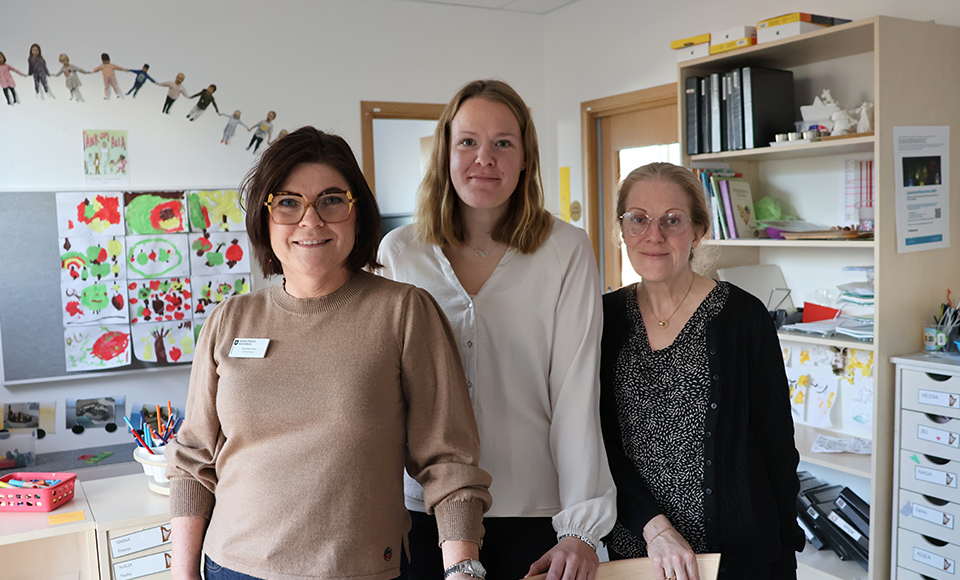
[127,403,181,496]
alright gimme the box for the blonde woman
[380,80,615,580]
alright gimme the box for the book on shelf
[729,69,743,150]
[709,173,731,239]
[695,168,740,239]
[685,76,702,155]
[756,13,852,29]
[723,178,758,238]
[718,180,738,238]
[699,77,711,154]
[709,72,724,153]
[742,67,794,149]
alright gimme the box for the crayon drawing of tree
[151,327,171,363]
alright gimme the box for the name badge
[229,338,270,358]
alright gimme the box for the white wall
[0,0,545,453]
[541,0,960,224]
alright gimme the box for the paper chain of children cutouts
[0,45,288,152]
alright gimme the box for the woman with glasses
[379,80,615,580]
[166,126,492,580]
[599,162,803,580]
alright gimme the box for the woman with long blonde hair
[380,79,615,580]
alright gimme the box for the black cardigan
[600,283,805,574]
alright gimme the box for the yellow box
[708,37,757,55]
[670,33,710,50]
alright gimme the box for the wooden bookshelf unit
[678,16,960,580]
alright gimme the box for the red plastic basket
[0,472,77,512]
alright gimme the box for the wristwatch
[443,559,487,580]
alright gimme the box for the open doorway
[580,83,679,292]
[360,101,444,237]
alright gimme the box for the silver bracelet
[558,533,597,550]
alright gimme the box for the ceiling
[394,0,581,15]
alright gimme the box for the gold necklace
[646,273,695,329]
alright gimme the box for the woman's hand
[644,516,699,580]
[171,516,207,580]
[525,536,599,580]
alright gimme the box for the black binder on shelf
[742,66,795,149]
[699,77,711,154]
[829,507,870,554]
[685,76,702,155]
[834,487,870,539]
[797,472,830,550]
[721,72,731,152]
[804,485,869,569]
[709,72,724,153]
[729,68,743,150]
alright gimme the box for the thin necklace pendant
[646,273,695,331]
[474,248,490,258]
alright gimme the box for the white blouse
[378,217,616,546]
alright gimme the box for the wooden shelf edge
[779,332,875,351]
[704,239,875,249]
[689,136,875,163]
[797,542,869,580]
[794,424,872,479]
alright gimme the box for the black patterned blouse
[610,282,729,557]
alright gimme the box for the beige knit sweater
[166,271,492,580]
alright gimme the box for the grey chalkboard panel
[0,192,188,383]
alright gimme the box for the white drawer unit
[894,355,960,580]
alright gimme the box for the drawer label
[113,551,172,580]
[919,425,960,449]
[914,503,956,529]
[917,466,959,488]
[919,389,960,410]
[828,511,862,541]
[110,524,172,558]
[914,546,955,574]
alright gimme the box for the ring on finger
[666,576,676,580]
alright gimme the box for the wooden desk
[0,482,98,580]
[83,474,172,580]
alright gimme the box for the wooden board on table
[523,554,721,580]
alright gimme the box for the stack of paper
[835,322,874,340]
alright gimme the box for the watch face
[465,560,486,577]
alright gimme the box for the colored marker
[124,416,154,453]
[0,481,11,488]
[157,405,164,437]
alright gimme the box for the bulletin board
[0,190,252,385]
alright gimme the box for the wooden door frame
[360,101,446,195]
[580,83,677,264]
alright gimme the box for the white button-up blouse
[378,217,616,546]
